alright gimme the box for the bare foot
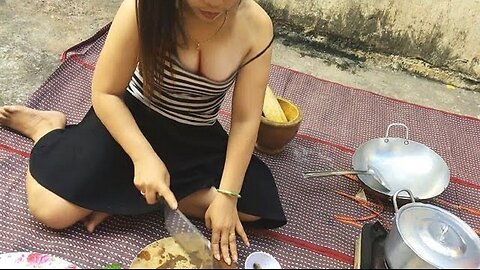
[0,105,66,142]
[83,212,111,233]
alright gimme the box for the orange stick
[434,198,480,217]
[334,217,363,228]
[335,191,383,214]
[335,213,378,222]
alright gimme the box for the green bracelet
[216,188,242,198]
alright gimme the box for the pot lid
[396,203,480,269]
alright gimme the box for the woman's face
[184,0,240,22]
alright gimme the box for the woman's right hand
[133,155,178,210]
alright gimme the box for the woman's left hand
[205,194,249,266]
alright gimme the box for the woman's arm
[91,0,177,209]
[220,44,272,194]
[92,0,144,160]
[206,6,274,265]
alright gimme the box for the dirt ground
[0,0,121,104]
[1,0,480,118]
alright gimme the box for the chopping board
[129,237,238,269]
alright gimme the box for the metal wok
[304,123,450,200]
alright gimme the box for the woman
[0,0,286,265]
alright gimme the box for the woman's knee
[178,187,217,217]
[178,187,261,222]
[26,174,88,230]
[28,204,75,230]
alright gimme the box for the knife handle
[156,194,177,210]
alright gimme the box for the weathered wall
[259,0,480,85]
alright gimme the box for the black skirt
[29,92,286,229]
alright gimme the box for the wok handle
[385,123,409,140]
[303,170,370,178]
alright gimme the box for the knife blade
[163,205,213,269]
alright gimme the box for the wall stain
[259,1,479,90]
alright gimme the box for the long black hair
[136,0,185,99]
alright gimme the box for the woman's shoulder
[112,0,138,27]
[238,0,274,47]
[120,0,137,13]
[241,0,273,28]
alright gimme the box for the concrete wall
[258,0,480,82]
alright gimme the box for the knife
[163,205,214,269]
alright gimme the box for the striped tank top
[126,37,274,126]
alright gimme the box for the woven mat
[1,24,480,269]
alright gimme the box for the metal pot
[384,189,480,269]
[304,123,450,200]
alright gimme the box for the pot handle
[393,189,415,213]
[385,123,409,143]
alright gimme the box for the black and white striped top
[127,37,274,126]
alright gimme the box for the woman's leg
[26,170,94,230]
[1,105,104,231]
[178,187,260,222]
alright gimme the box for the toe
[84,212,110,233]
[3,105,16,113]
[0,109,8,121]
[3,105,26,114]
